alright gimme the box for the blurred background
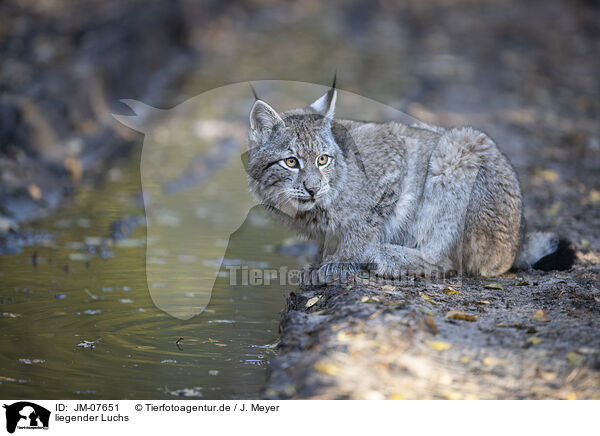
[0,0,599,399]
[1,0,599,243]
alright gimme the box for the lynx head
[246,85,346,213]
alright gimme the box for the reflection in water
[0,155,301,399]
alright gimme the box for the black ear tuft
[332,70,337,90]
[249,83,259,101]
[533,239,576,271]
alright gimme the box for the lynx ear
[249,100,283,131]
[309,88,337,119]
[310,72,338,119]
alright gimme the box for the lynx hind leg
[460,141,522,277]
[377,128,517,278]
[398,127,495,276]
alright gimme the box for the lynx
[245,81,574,281]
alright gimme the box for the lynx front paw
[312,262,361,285]
[374,262,404,279]
[374,259,448,279]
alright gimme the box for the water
[0,153,302,399]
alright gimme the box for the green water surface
[0,153,300,399]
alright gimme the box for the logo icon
[3,402,50,434]
[112,80,426,319]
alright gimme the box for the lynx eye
[283,157,299,168]
[316,154,331,167]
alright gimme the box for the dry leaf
[527,336,541,345]
[544,202,562,217]
[577,251,600,264]
[336,331,356,342]
[0,376,17,382]
[515,281,530,286]
[443,287,460,295]
[311,310,328,316]
[368,311,380,320]
[441,391,462,400]
[460,356,471,363]
[19,359,45,364]
[424,340,451,351]
[580,239,590,249]
[446,311,478,322]
[532,309,551,322]
[65,156,83,182]
[420,292,437,305]
[588,189,600,206]
[532,168,559,182]
[539,371,557,381]
[305,296,320,308]
[484,283,504,290]
[477,300,491,305]
[314,362,341,376]
[28,184,42,200]
[566,351,583,366]
[361,295,380,303]
[424,316,439,335]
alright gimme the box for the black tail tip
[533,239,576,271]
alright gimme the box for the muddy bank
[264,265,600,399]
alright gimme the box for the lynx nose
[303,181,321,197]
